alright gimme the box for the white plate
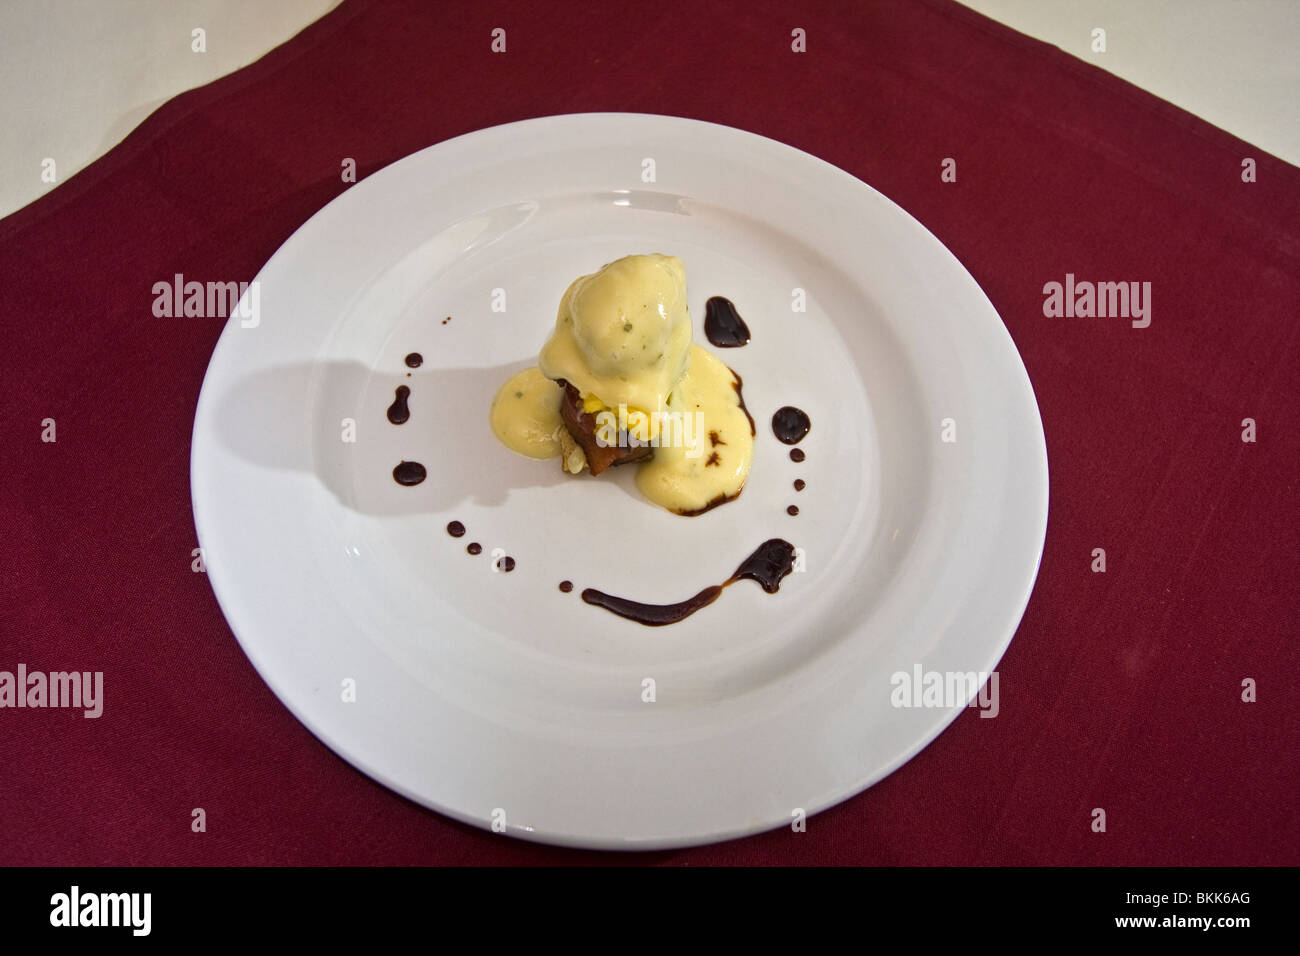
[191,113,1048,850]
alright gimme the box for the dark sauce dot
[393,461,426,485]
[467,542,482,555]
[386,385,411,424]
[790,448,806,463]
[502,556,516,572]
[447,521,465,537]
[772,406,811,444]
[559,580,574,593]
[787,505,799,516]
[704,296,751,347]
[794,479,806,491]
[404,352,423,368]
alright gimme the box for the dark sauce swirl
[730,367,756,437]
[581,539,796,627]
[582,584,725,627]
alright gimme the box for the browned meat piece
[558,381,654,476]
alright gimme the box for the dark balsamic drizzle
[794,479,806,491]
[730,539,799,593]
[582,584,725,627]
[581,539,797,627]
[502,556,516,572]
[787,505,799,516]
[447,521,465,537]
[675,490,736,517]
[772,406,811,444]
[393,461,426,485]
[559,580,574,593]
[729,367,756,437]
[404,352,423,368]
[467,542,482,555]
[789,448,806,463]
[704,296,751,348]
[386,385,411,424]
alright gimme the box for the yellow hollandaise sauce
[488,367,564,459]
[538,253,692,415]
[634,345,753,515]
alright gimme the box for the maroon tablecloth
[3,0,1296,865]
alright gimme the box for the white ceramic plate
[191,113,1048,850]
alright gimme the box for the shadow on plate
[211,359,642,516]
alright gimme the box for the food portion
[490,253,754,514]
[556,380,654,475]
